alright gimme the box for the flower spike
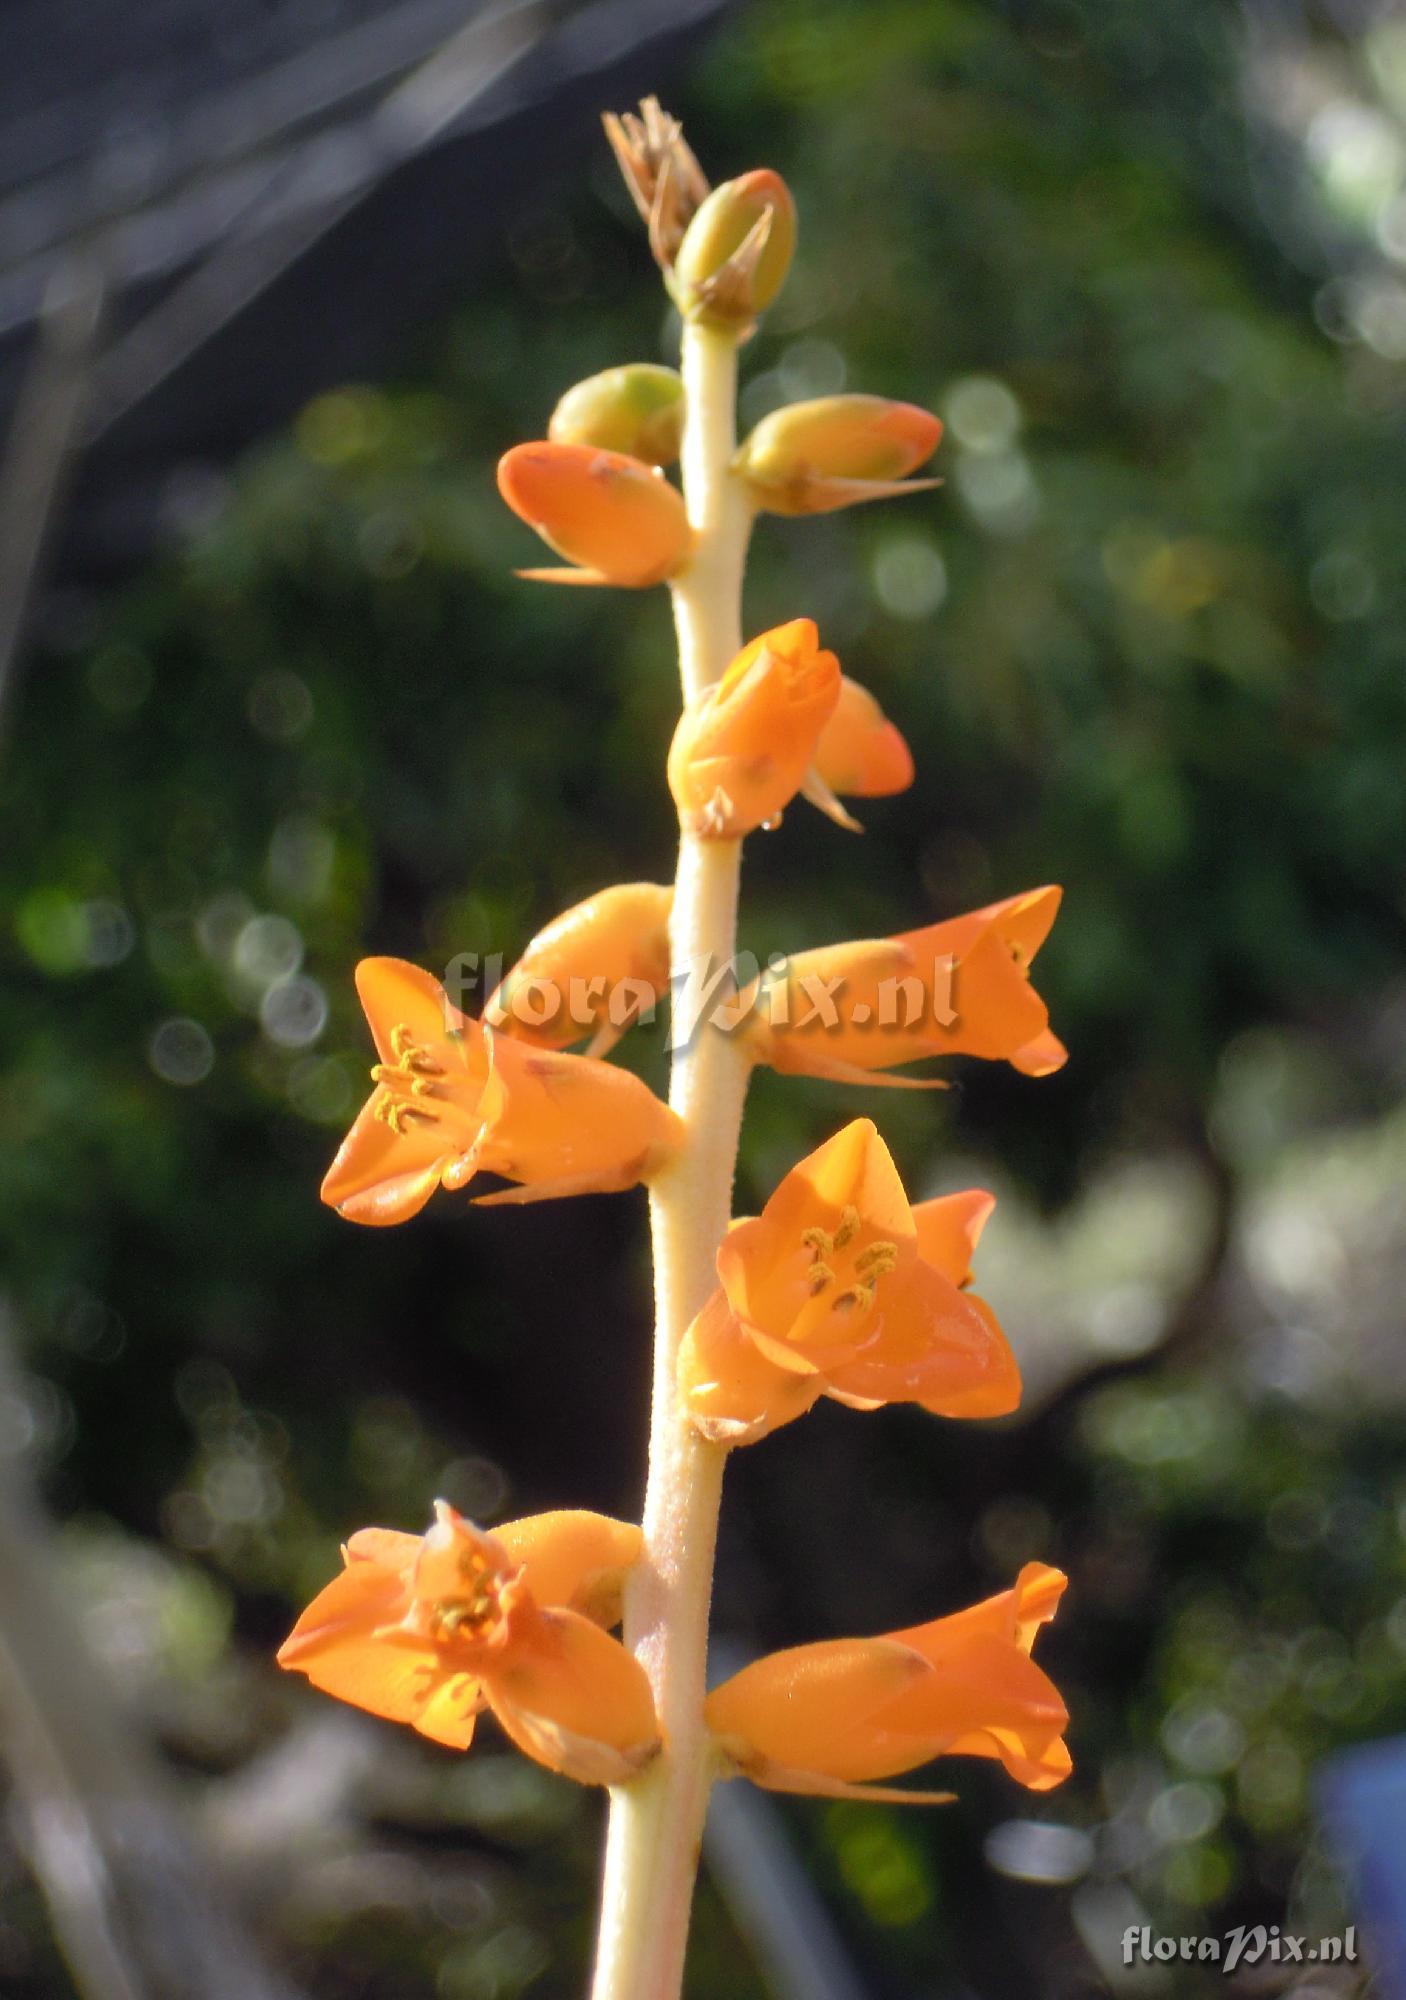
[279,1504,658,1785]
[321,957,683,1224]
[740,887,1066,1084]
[497,442,691,588]
[736,395,943,516]
[705,1564,1071,1802]
[678,1118,1020,1445]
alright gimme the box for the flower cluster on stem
[279,100,1073,2000]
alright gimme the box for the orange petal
[678,1287,821,1444]
[910,1189,996,1286]
[472,1027,683,1193]
[716,1120,916,1360]
[278,1554,482,1749]
[812,678,915,797]
[875,1633,1071,1791]
[320,1089,456,1225]
[482,1606,659,1787]
[667,619,842,838]
[825,1267,1021,1420]
[920,885,1062,970]
[890,1562,1068,1666]
[707,1637,933,1784]
[494,1511,642,1626]
[497,442,690,588]
[485,883,672,1050]
[355,956,465,1065]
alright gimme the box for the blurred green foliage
[3,0,1406,1993]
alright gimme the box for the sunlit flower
[811,676,914,802]
[279,1504,658,1785]
[705,1562,1070,1801]
[678,1118,1018,1445]
[497,441,691,587]
[485,882,673,1056]
[741,886,1066,1085]
[736,394,942,515]
[668,618,842,838]
[321,957,683,1223]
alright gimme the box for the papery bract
[667,618,841,838]
[279,1503,658,1785]
[321,957,683,1223]
[705,1563,1070,1801]
[678,1118,1018,1444]
[741,886,1066,1085]
[497,441,690,587]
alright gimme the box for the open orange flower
[279,1504,658,1786]
[678,1119,1018,1445]
[705,1563,1070,1802]
[741,886,1066,1085]
[668,618,842,838]
[497,441,691,587]
[484,882,672,1056]
[321,957,683,1223]
[811,676,914,802]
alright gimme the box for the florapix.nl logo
[440,948,959,1050]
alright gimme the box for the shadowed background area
[3,0,1406,1995]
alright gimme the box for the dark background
[2,1,1405,1995]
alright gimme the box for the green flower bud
[548,365,685,467]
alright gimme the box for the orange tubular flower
[321,957,683,1223]
[678,1118,1019,1446]
[705,1563,1071,1802]
[668,618,842,838]
[736,394,943,515]
[279,1504,658,1786]
[741,885,1067,1087]
[484,882,673,1056]
[811,676,915,801]
[497,441,691,587]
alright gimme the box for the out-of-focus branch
[0,1323,304,2000]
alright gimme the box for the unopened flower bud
[497,442,691,588]
[737,395,943,514]
[672,170,796,332]
[549,365,684,467]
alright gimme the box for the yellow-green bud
[736,395,944,515]
[548,365,685,467]
[672,170,797,331]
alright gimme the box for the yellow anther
[375,1097,442,1135]
[807,1261,836,1295]
[832,1205,861,1250]
[410,1075,442,1099]
[831,1284,872,1312]
[801,1226,834,1254]
[854,1240,898,1278]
